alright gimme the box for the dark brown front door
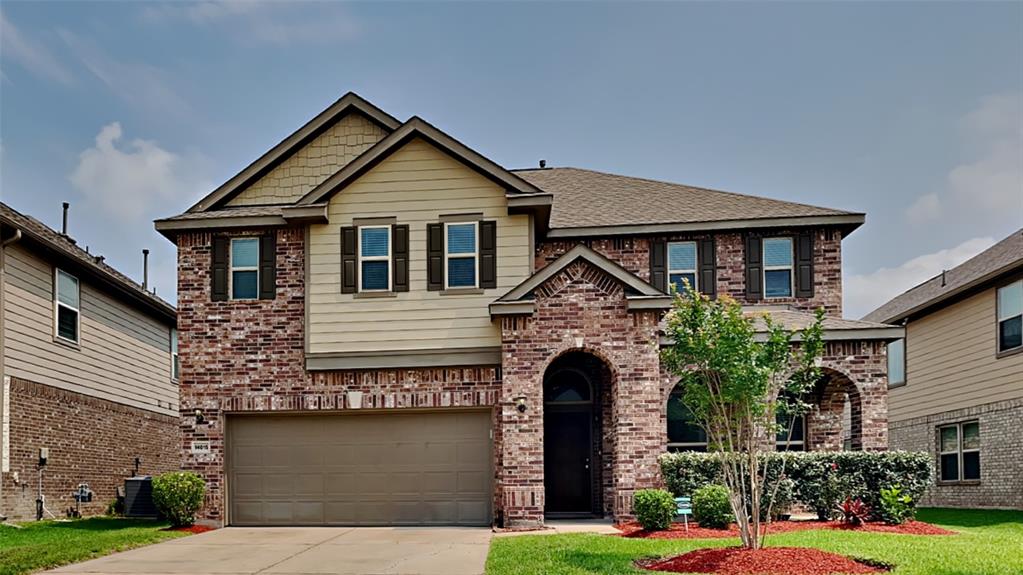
[544,408,592,514]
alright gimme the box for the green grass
[486,508,1023,575]
[0,517,188,575]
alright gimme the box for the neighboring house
[865,230,1023,510]
[0,202,179,521]
[155,93,903,528]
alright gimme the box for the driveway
[47,527,492,575]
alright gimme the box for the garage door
[227,410,492,526]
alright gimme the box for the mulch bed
[638,546,889,574]
[162,524,217,534]
[616,520,953,539]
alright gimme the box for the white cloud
[0,13,73,84]
[845,236,996,319]
[906,192,941,224]
[69,122,209,221]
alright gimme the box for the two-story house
[1,202,180,521]
[156,93,903,528]
[866,230,1022,510]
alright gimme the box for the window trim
[938,421,981,484]
[170,328,180,382]
[53,268,81,346]
[996,278,1023,357]
[229,238,260,301]
[444,220,479,290]
[887,338,907,388]
[762,236,794,299]
[667,241,698,294]
[357,224,392,293]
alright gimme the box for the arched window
[667,390,707,451]
[544,370,591,403]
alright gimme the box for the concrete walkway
[47,527,493,575]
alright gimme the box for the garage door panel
[229,411,492,526]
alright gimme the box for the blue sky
[1,1,1020,317]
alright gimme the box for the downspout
[0,225,22,521]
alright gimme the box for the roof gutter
[545,213,866,239]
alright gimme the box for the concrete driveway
[47,527,493,575]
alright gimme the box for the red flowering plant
[839,497,871,526]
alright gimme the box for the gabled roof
[490,244,670,316]
[1,201,176,324]
[513,167,864,237]
[745,307,903,342]
[864,229,1023,324]
[297,116,551,205]
[188,92,401,213]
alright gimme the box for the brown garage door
[227,410,492,526]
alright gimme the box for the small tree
[661,285,823,549]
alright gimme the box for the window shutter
[258,233,276,300]
[211,236,228,302]
[745,235,763,300]
[392,224,410,292]
[698,238,717,297]
[480,220,497,289]
[796,231,814,298]
[650,239,667,292]
[427,223,444,291]
[340,226,357,294]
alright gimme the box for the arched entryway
[807,368,864,451]
[543,351,612,517]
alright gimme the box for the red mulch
[638,546,888,574]
[162,524,217,534]
[615,520,953,539]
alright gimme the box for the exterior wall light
[194,409,206,425]
[514,396,528,413]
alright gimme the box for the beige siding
[308,138,530,354]
[890,287,1023,422]
[2,243,177,415]
[228,114,388,207]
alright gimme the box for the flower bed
[161,524,217,534]
[638,546,889,574]
[615,519,953,539]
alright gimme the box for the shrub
[838,497,870,526]
[105,498,124,517]
[152,471,205,527]
[877,485,916,525]
[659,452,723,497]
[633,489,677,531]
[692,484,732,529]
[790,453,847,520]
[761,476,795,520]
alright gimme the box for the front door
[544,408,592,514]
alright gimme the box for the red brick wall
[536,228,844,316]
[1,377,178,521]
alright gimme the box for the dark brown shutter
[745,235,763,300]
[698,238,717,297]
[479,220,497,289]
[340,226,357,294]
[211,236,228,302]
[392,224,409,292]
[795,232,815,298]
[427,223,444,291]
[258,233,276,300]
[650,239,667,292]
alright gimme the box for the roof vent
[941,269,947,287]
[539,159,547,169]
[94,255,105,264]
[61,202,69,235]
[142,249,150,291]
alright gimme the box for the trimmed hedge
[633,488,677,531]
[659,451,932,520]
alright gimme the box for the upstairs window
[667,390,708,452]
[359,226,391,292]
[997,280,1022,354]
[939,422,980,482]
[54,269,80,344]
[668,241,698,293]
[230,238,259,300]
[887,339,906,387]
[171,328,180,381]
[445,222,478,289]
[763,237,794,298]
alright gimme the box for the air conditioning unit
[124,476,157,518]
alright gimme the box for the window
[445,222,478,289]
[763,237,794,298]
[887,339,906,387]
[170,328,180,381]
[997,280,1022,354]
[359,226,391,291]
[776,412,806,451]
[667,391,707,451]
[544,372,592,403]
[54,269,80,344]
[939,422,980,482]
[230,238,259,300]
[668,241,698,293]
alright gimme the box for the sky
[1,1,1020,318]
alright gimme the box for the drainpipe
[0,225,22,521]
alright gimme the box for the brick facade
[1,377,179,521]
[889,398,1023,509]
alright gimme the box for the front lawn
[0,517,188,575]
[486,508,1023,575]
